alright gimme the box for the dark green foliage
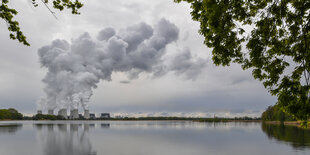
[198,118,230,122]
[0,108,23,120]
[0,0,83,46]
[262,123,310,149]
[22,116,34,120]
[261,105,295,121]
[0,0,29,45]
[33,114,65,120]
[175,0,310,122]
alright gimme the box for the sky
[0,0,276,117]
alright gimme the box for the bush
[33,114,65,120]
[0,108,23,120]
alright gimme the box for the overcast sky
[0,0,276,117]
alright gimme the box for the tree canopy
[261,105,295,122]
[0,0,83,46]
[175,0,310,123]
[0,108,23,120]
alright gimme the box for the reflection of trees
[34,123,97,155]
[261,123,310,149]
[0,124,22,134]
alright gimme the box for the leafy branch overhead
[175,0,310,123]
[0,0,83,46]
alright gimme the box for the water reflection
[1,121,310,155]
[0,124,22,134]
[261,123,310,149]
[101,123,110,128]
[34,123,102,155]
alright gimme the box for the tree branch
[40,0,57,19]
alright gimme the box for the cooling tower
[48,109,54,115]
[37,110,42,114]
[70,109,79,119]
[58,109,67,119]
[84,110,90,119]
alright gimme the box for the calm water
[0,121,309,155]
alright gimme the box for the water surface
[0,121,309,155]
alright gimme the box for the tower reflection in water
[34,123,98,155]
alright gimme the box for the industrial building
[100,113,110,118]
[84,110,90,119]
[58,109,68,119]
[36,109,110,120]
[48,109,54,115]
[89,113,96,119]
[70,109,79,119]
[37,110,42,114]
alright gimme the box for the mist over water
[0,121,309,155]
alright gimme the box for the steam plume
[37,19,206,111]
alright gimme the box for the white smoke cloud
[37,18,206,111]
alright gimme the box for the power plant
[84,110,90,119]
[37,109,109,120]
[48,109,54,115]
[100,113,110,118]
[37,110,42,114]
[70,109,79,119]
[58,109,68,119]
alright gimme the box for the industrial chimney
[48,109,54,115]
[37,110,42,115]
[70,109,79,119]
[58,109,68,119]
[84,109,90,119]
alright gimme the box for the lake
[0,121,309,155]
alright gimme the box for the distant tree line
[197,117,261,122]
[261,105,296,122]
[105,117,198,121]
[32,114,66,120]
[0,108,66,120]
[0,108,23,120]
[99,116,261,121]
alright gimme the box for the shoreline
[195,120,261,122]
[264,121,310,129]
[0,119,262,122]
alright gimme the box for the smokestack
[37,110,42,114]
[70,109,79,119]
[48,109,54,115]
[84,110,90,119]
[58,109,68,119]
